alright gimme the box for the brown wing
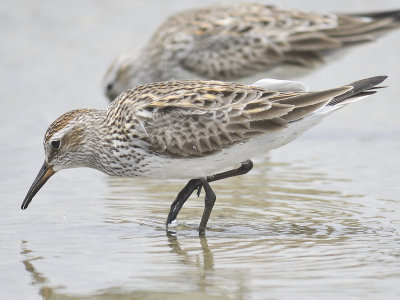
[111,80,351,158]
[149,3,399,79]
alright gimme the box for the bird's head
[103,50,142,101]
[21,109,104,210]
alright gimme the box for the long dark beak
[21,161,55,210]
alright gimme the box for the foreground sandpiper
[22,76,387,233]
[103,3,399,100]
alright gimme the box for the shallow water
[1,0,400,299]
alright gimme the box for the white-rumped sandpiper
[103,3,399,100]
[22,76,387,233]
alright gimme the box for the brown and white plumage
[103,3,399,100]
[22,76,387,232]
[110,81,342,159]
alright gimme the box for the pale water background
[1,0,400,299]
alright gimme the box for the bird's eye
[106,83,113,91]
[51,140,61,149]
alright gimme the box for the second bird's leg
[166,160,253,231]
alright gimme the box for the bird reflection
[20,238,244,300]
[21,241,54,299]
[166,231,215,272]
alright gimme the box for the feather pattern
[106,79,369,159]
[103,3,399,100]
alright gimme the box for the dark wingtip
[328,75,388,106]
[351,10,400,22]
[348,75,388,93]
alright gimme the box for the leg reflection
[166,231,215,290]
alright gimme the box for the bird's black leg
[166,160,254,231]
[166,179,201,227]
[198,178,216,234]
[206,160,253,183]
[198,160,253,233]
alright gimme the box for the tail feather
[325,10,400,43]
[327,76,388,106]
[350,10,400,22]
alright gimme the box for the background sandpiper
[103,3,399,100]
